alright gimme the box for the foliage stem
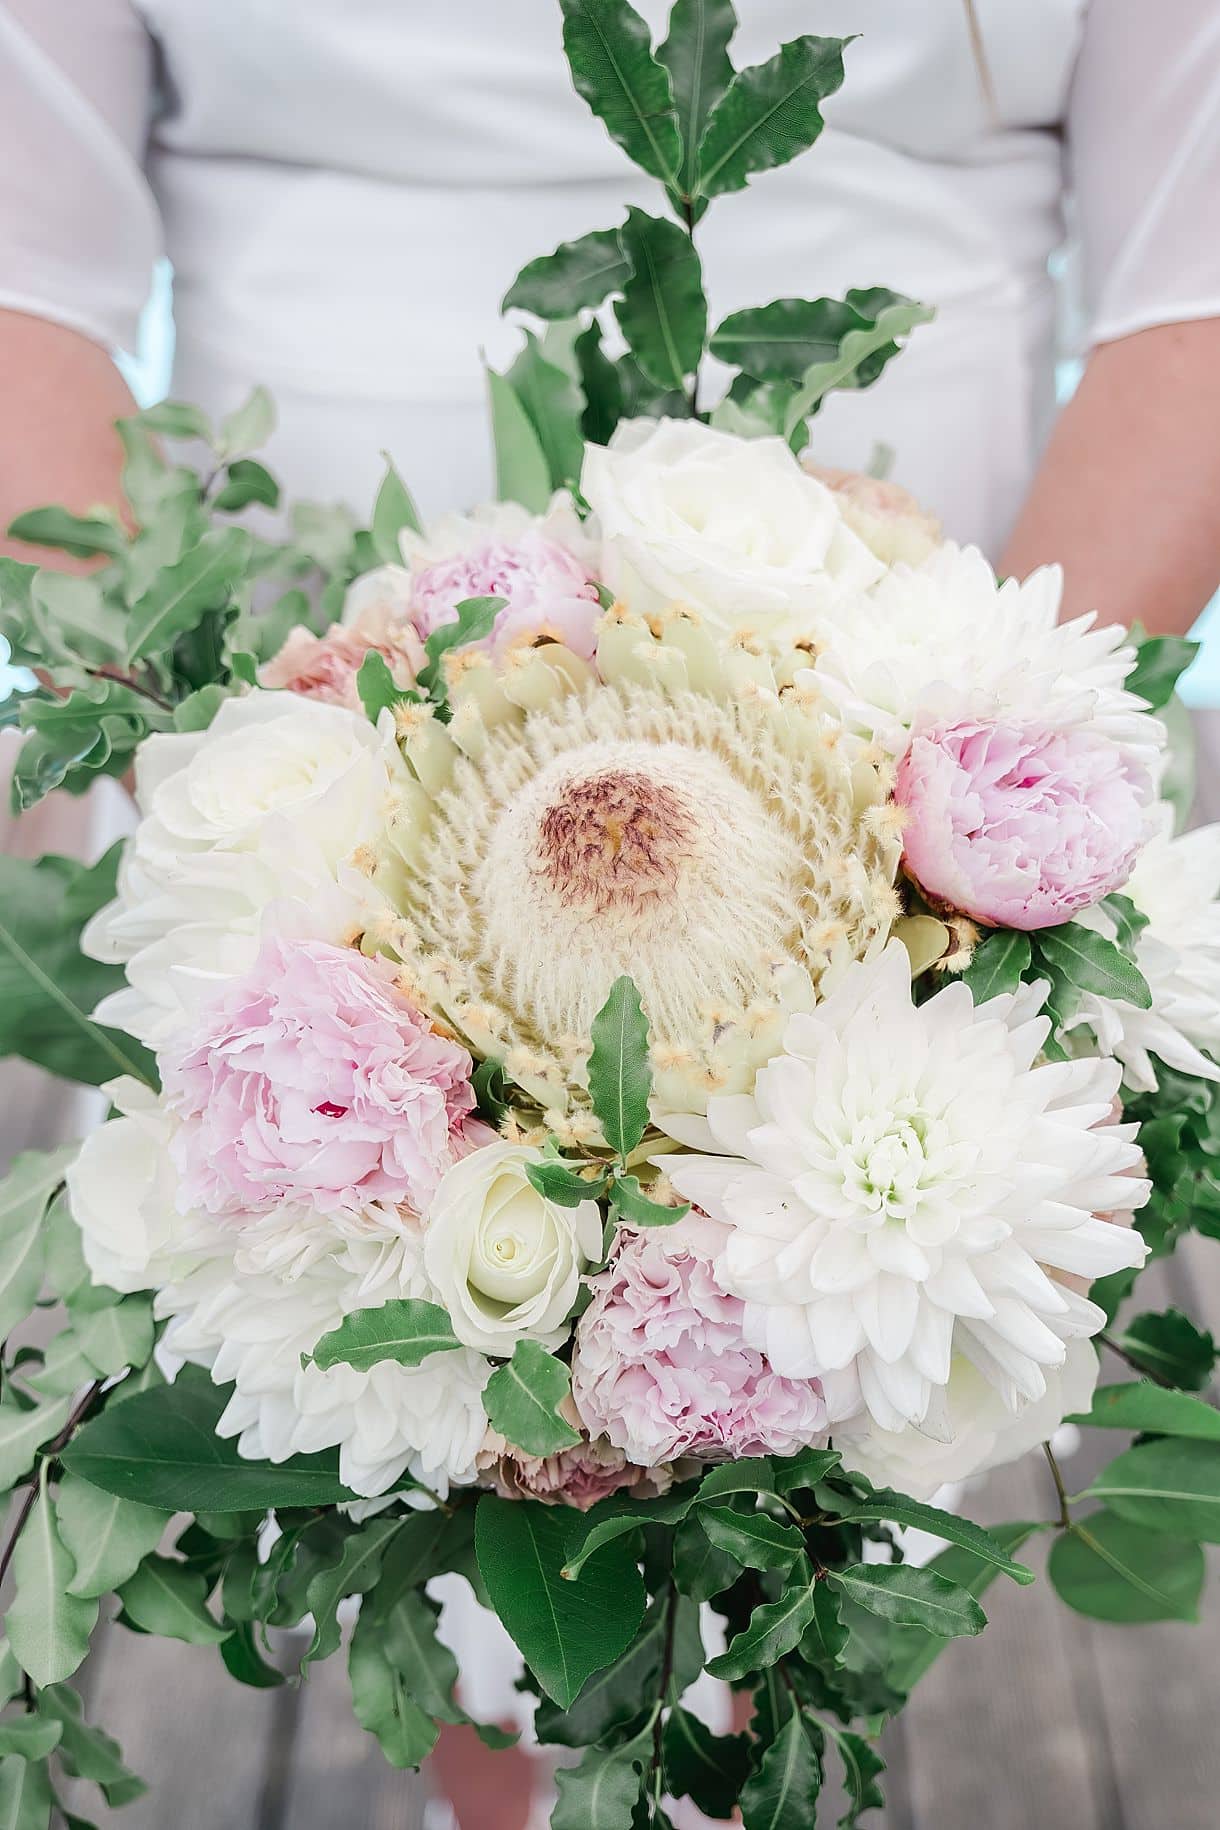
[1042,1440,1072,1530]
[0,1379,105,1589]
[1099,1330,1174,1388]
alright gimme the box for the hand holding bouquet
[0,4,1216,1825]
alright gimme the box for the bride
[1,2,1218,1823]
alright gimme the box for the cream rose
[802,461,943,568]
[67,1077,183,1293]
[581,417,882,642]
[423,1141,602,1353]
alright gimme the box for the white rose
[66,1077,183,1293]
[581,417,882,641]
[423,1141,602,1354]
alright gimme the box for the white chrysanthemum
[83,692,409,1050]
[1067,807,1220,1092]
[807,543,1164,773]
[385,626,901,1116]
[665,944,1148,1435]
[835,1340,1099,1499]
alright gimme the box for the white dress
[0,0,1217,552]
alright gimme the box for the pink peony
[410,530,601,660]
[163,935,476,1219]
[477,1402,671,1511]
[896,718,1150,931]
[260,606,424,712]
[570,1215,827,1467]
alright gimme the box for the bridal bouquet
[1,4,1217,1826]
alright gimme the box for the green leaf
[134,399,212,442]
[220,1621,285,1690]
[0,1150,73,1338]
[6,508,125,561]
[696,1457,776,1502]
[0,1755,53,1829]
[354,649,413,726]
[560,0,681,184]
[560,1488,696,1580]
[1102,892,1149,958]
[779,296,933,434]
[301,1518,403,1670]
[8,1479,100,1684]
[551,1733,649,1830]
[348,1607,439,1769]
[56,1475,168,1599]
[614,208,706,392]
[526,1158,606,1207]
[37,1684,145,1807]
[829,1564,985,1638]
[309,1298,461,1374]
[218,386,276,458]
[504,226,631,320]
[710,289,917,387]
[534,1595,666,1747]
[1071,1381,1220,1440]
[474,1495,646,1707]
[800,1580,849,1669]
[832,1490,1034,1583]
[61,1377,360,1510]
[212,458,280,513]
[0,1723,60,1765]
[11,683,152,811]
[171,683,231,734]
[672,1513,743,1603]
[1035,922,1152,1010]
[0,1395,74,1493]
[772,1447,842,1494]
[609,1173,689,1226]
[370,457,422,563]
[416,595,503,700]
[0,848,155,1087]
[1126,634,1199,711]
[696,34,847,198]
[588,974,653,1159]
[1086,1436,1220,1541]
[826,1725,885,1829]
[698,1505,805,1575]
[488,367,553,513]
[74,1295,155,1380]
[1115,1309,1217,1390]
[707,1579,818,1681]
[664,1708,750,1819]
[373,1589,466,1723]
[506,332,587,492]
[657,0,737,202]
[117,1554,228,1644]
[740,1711,822,1830]
[484,1341,581,1457]
[959,930,1033,1004]
[125,527,252,662]
[1049,1513,1204,1623]
[575,321,626,446]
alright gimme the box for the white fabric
[0,0,1217,551]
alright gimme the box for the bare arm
[1001,319,1220,635]
[0,309,135,567]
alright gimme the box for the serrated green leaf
[832,1489,1034,1582]
[696,34,846,198]
[300,1517,403,1670]
[117,1554,228,1644]
[609,1173,689,1226]
[488,367,553,512]
[1049,1512,1204,1623]
[711,289,915,385]
[125,527,251,662]
[707,1579,818,1681]
[416,593,502,701]
[826,1724,885,1829]
[1036,922,1152,1009]
[560,0,681,184]
[551,1732,649,1830]
[475,1496,645,1707]
[1071,1381,1220,1440]
[781,297,933,434]
[348,1607,439,1769]
[588,974,653,1159]
[657,0,737,202]
[370,456,423,562]
[504,226,632,319]
[12,682,151,811]
[309,1298,462,1373]
[740,1709,821,1830]
[38,1684,146,1807]
[8,1478,99,1685]
[6,508,125,561]
[484,1341,581,1457]
[220,1621,285,1689]
[829,1564,985,1638]
[614,208,706,392]
[1085,1436,1220,1541]
[218,386,275,458]
[958,930,1032,1004]
[56,1474,168,1599]
[664,1707,750,1819]
[1126,634,1199,711]
[698,1505,805,1575]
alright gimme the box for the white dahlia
[1066,808,1220,1092]
[665,944,1148,1435]
[384,617,901,1117]
[83,692,409,1051]
[807,543,1164,773]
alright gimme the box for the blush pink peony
[896,718,1150,931]
[410,530,601,659]
[163,935,476,1220]
[570,1214,827,1467]
[260,607,424,712]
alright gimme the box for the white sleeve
[0,0,161,355]
[1068,0,1220,349]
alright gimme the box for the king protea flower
[665,943,1149,1435]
